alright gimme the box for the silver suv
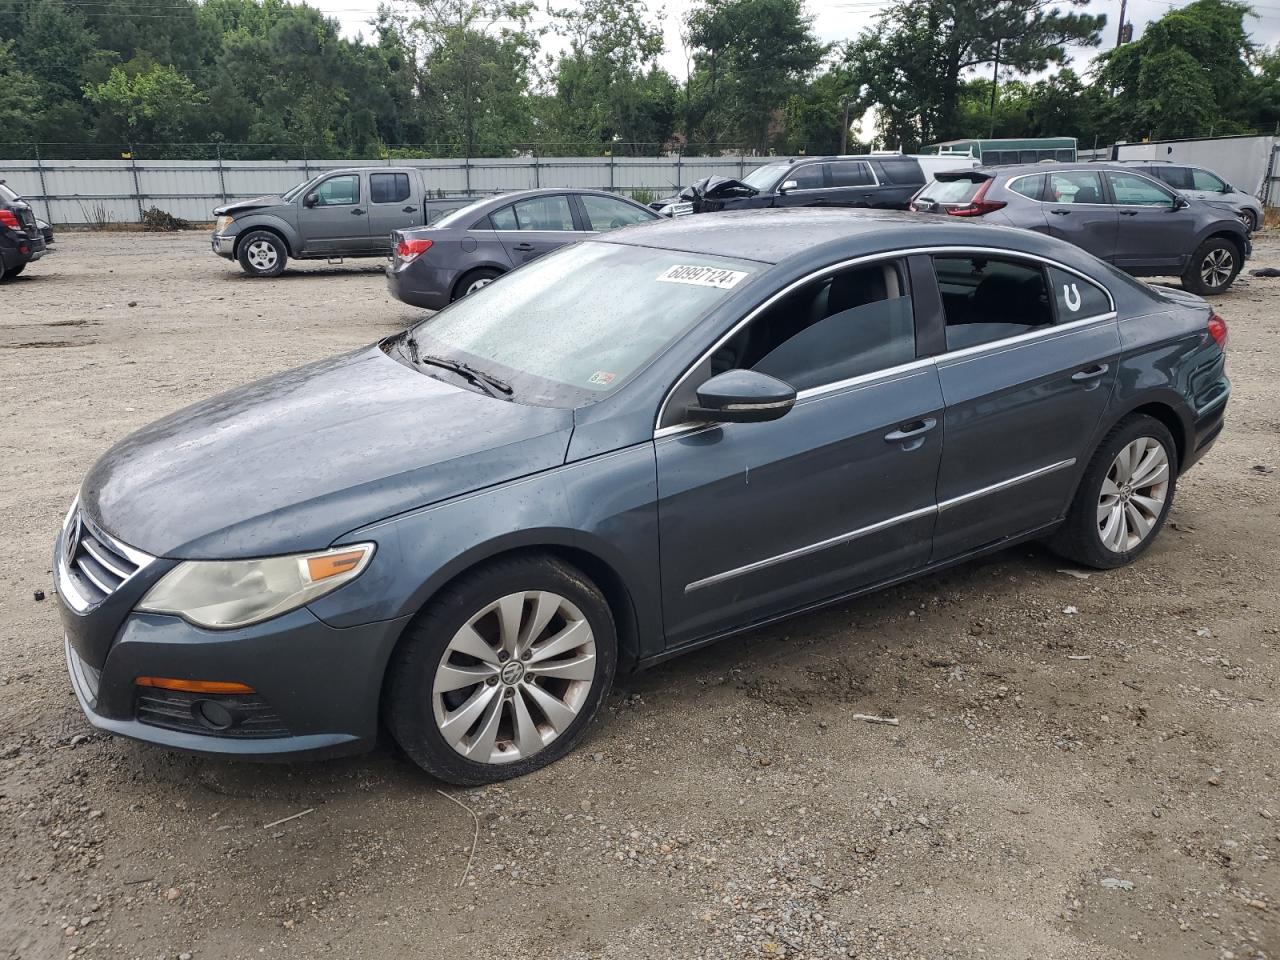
[1113,160,1263,233]
[910,162,1251,295]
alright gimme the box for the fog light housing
[193,699,235,731]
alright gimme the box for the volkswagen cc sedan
[55,209,1230,785]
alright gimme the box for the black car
[678,155,927,214]
[0,180,48,281]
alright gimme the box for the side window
[828,160,874,187]
[1046,171,1104,205]
[489,205,517,230]
[1048,267,1112,320]
[711,259,916,393]
[1106,172,1175,206]
[511,194,576,231]
[312,175,360,206]
[581,195,652,231]
[1190,168,1227,192]
[370,173,411,204]
[1008,174,1044,200]
[783,164,825,190]
[1152,166,1192,190]
[934,255,1052,351]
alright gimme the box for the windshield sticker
[657,264,749,289]
[588,371,616,386]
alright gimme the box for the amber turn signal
[306,549,367,582]
[135,677,255,695]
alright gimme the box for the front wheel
[1046,414,1178,569]
[236,230,287,278]
[1182,237,1241,295]
[385,555,617,785]
[1238,208,1258,233]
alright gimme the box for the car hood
[80,346,574,559]
[213,195,285,217]
[679,176,757,201]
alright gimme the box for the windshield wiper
[418,354,513,398]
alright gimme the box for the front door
[1104,170,1199,271]
[926,253,1121,561]
[366,171,420,254]
[655,257,944,647]
[1044,170,1119,262]
[491,194,586,266]
[298,173,370,255]
[772,162,829,208]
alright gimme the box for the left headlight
[215,215,233,234]
[137,544,375,630]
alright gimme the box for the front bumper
[211,233,235,258]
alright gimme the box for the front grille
[61,512,149,608]
[136,688,291,739]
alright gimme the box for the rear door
[1104,170,1198,271]
[491,194,587,266]
[298,173,371,254]
[366,171,419,253]
[823,159,879,208]
[927,253,1120,560]
[1044,170,1118,261]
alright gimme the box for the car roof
[454,188,651,213]
[600,207,1104,269]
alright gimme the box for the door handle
[884,418,938,443]
[402,206,418,213]
[1050,208,1071,216]
[351,208,366,216]
[1119,209,1139,216]
[513,242,535,251]
[1071,364,1110,383]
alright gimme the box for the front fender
[225,213,302,257]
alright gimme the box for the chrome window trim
[684,457,1078,593]
[653,245,1118,437]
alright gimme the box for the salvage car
[387,188,659,309]
[1113,159,1264,233]
[910,163,1251,295]
[0,180,48,281]
[56,209,1229,784]
[210,167,469,277]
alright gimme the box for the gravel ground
[1,231,1277,960]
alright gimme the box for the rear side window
[1047,172,1104,204]
[828,160,874,187]
[1008,175,1043,200]
[1048,267,1112,319]
[370,173,411,204]
[489,205,517,230]
[934,255,1052,350]
[1107,172,1174,206]
[1150,166,1192,190]
[490,196,576,231]
[873,159,923,184]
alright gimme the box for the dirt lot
[1,231,1277,960]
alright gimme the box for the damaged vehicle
[674,155,929,214]
[57,209,1228,785]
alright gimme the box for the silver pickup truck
[211,166,469,277]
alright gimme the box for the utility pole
[988,39,1001,139]
[840,96,852,155]
[1116,0,1128,47]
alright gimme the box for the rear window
[0,183,18,202]
[919,177,985,204]
[370,172,411,204]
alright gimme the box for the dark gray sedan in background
[56,209,1229,785]
[910,162,1251,295]
[386,187,659,308]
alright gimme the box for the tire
[7,262,24,277]
[384,554,617,785]
[1181,237,1241,295]
[451,267,502,302]
[236,230,287,278]
[1238,208,1258,233]
[1046,414,1178,569]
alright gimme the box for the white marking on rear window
[657,264,749,289]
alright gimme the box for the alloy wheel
[466,277,493,294]
[1097,436,1170,553]
[432,591,596,764]
[246,240,278,271]
[1200,248,1234,289]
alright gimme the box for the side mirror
[303,193,318,208]
[687,369,796,424]
[1172,195,1190,211]
[779,179,799,193]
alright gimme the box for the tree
[0,40,45,144]
[846,0,1105,149]
[85,63,207,144]
[683,0,825,152]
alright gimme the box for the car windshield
[281,178,316,202]
[431,197,490,229]
[742,163,790,191]
[404,241,759,406]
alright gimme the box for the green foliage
[85,64,206,143]
[0,40,45,142]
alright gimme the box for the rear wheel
[1182,237,1241,295]
[385,555,617,785]
[0,261,23,280]
[1046,414,1177,569]
[236,230,287,278]
[451,267,502,302]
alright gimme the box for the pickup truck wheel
[237,231,287,278]
[452,267,502,301]
[1181,237,1240,296]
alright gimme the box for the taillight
[0,210,19,230]
[1207,312,1228,349]
[396,236,433,263]
[946,180,1006,217]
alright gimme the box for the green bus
[921,137,1077,166]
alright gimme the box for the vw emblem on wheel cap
[500,661,525,685]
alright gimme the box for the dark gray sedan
[386,188,659,309]
[56,210,1229,785]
